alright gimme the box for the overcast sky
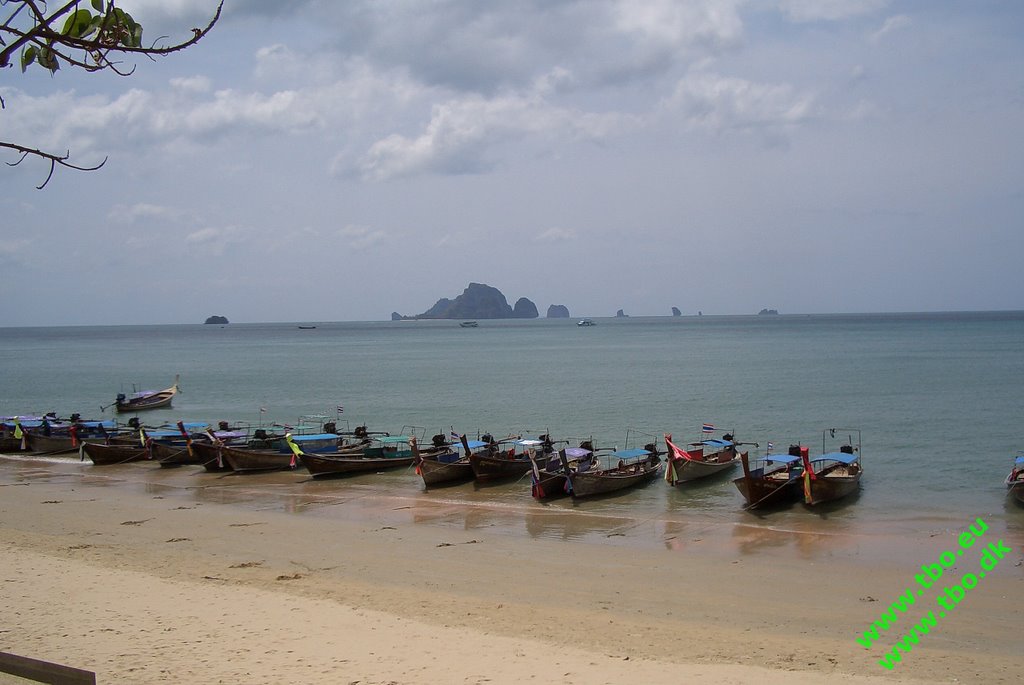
[2,1,1022,325]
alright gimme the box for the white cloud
[666,71,815,133]
[350,88,627,181]
[534,227,578,243]
[870,15,911,43]
[184,225,247,257]
[108,203,179,224]
[170,76,212,93]
[777,0,890,22]
[338,224,388,250]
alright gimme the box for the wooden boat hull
[115,376,178,413]
[733,470,803,508]
[417,454,473,486]
[671,456,739,483]
[220,444,300,472]
[25,433,107,455]
[191,442,233,472]
[804,472,861,505]
[0,436,27,452]
[81,442,151,465]
[300,451,413,478]
[568,462,663,498]
[469,452,533,482]
[1011,483,1024,505]
[150,441,202,467]
[531,471,569,500]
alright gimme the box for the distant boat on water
[297,325,317,329]
[577,319,595,326]
[459,321,479,328]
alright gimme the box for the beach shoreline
[1,455,1021,683]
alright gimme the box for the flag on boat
[665,436,695,462]
[702,423,714,434]
[766,441,774,453]
[259,407,267,414]
[337,405,344,414]
[450,430,460,443]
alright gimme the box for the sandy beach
[1,455,1020,684]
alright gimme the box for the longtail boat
[663,429,751,484]
[81,441,151,465]
[1004,453,1024,504]
[298,435,417,478]
[23,418,120,455]
[412,434,479,486]
[800,428,862,506]
[468,434,548,482]
[529,445,593,500]
[732,446,804,509]
[112,375,179,413]
[562,444,663,499]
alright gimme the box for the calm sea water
[2,312,1022,543]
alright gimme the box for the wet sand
[1,454,1021,683]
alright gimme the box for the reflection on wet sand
[3,453,1007,565]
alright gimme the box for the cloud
[665,71,815,133]
[170,75,212,93]
[348,85,628,181]
[338,224,388,250]
[777,0,890,22]
[184,225,247,256]
[108,203,180,225]
[870,14,911,43]
[534,227,578,243]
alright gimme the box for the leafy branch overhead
[0,0,223,188]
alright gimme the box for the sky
[1,0,1022,325]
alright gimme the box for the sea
[2,312,1022,552]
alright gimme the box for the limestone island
[758,309,779,315]
[547,305,571,319]
[204,315,229,324]
[392,283,539,320]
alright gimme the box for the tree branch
[2,141,107,189]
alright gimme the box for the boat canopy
[766,453,801,464]
[517,439,544,447]
[817,451,859,465]
[611,448,651,459]
[378,436,411,444]
[699,439,734,448]
[1015,455,1024,465]
[564,447,592,458]
[292,433,341,442]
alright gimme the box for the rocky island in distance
[204,315,229,324]
[392,283,562,321]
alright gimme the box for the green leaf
[62,9,95,39]
[92,0,104,12]
[21,46,38,73]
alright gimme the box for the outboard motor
[218,421,230,431]
[840,444,854,454]
[788,444,802,457]
[722,433,734,442]
[354,425,368,438]
[579,440,594,452]
[254,429,268,440]
[69,413,81,423]
[431,433,447,447]
[128,417,141,429]
[323,421,337,434]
